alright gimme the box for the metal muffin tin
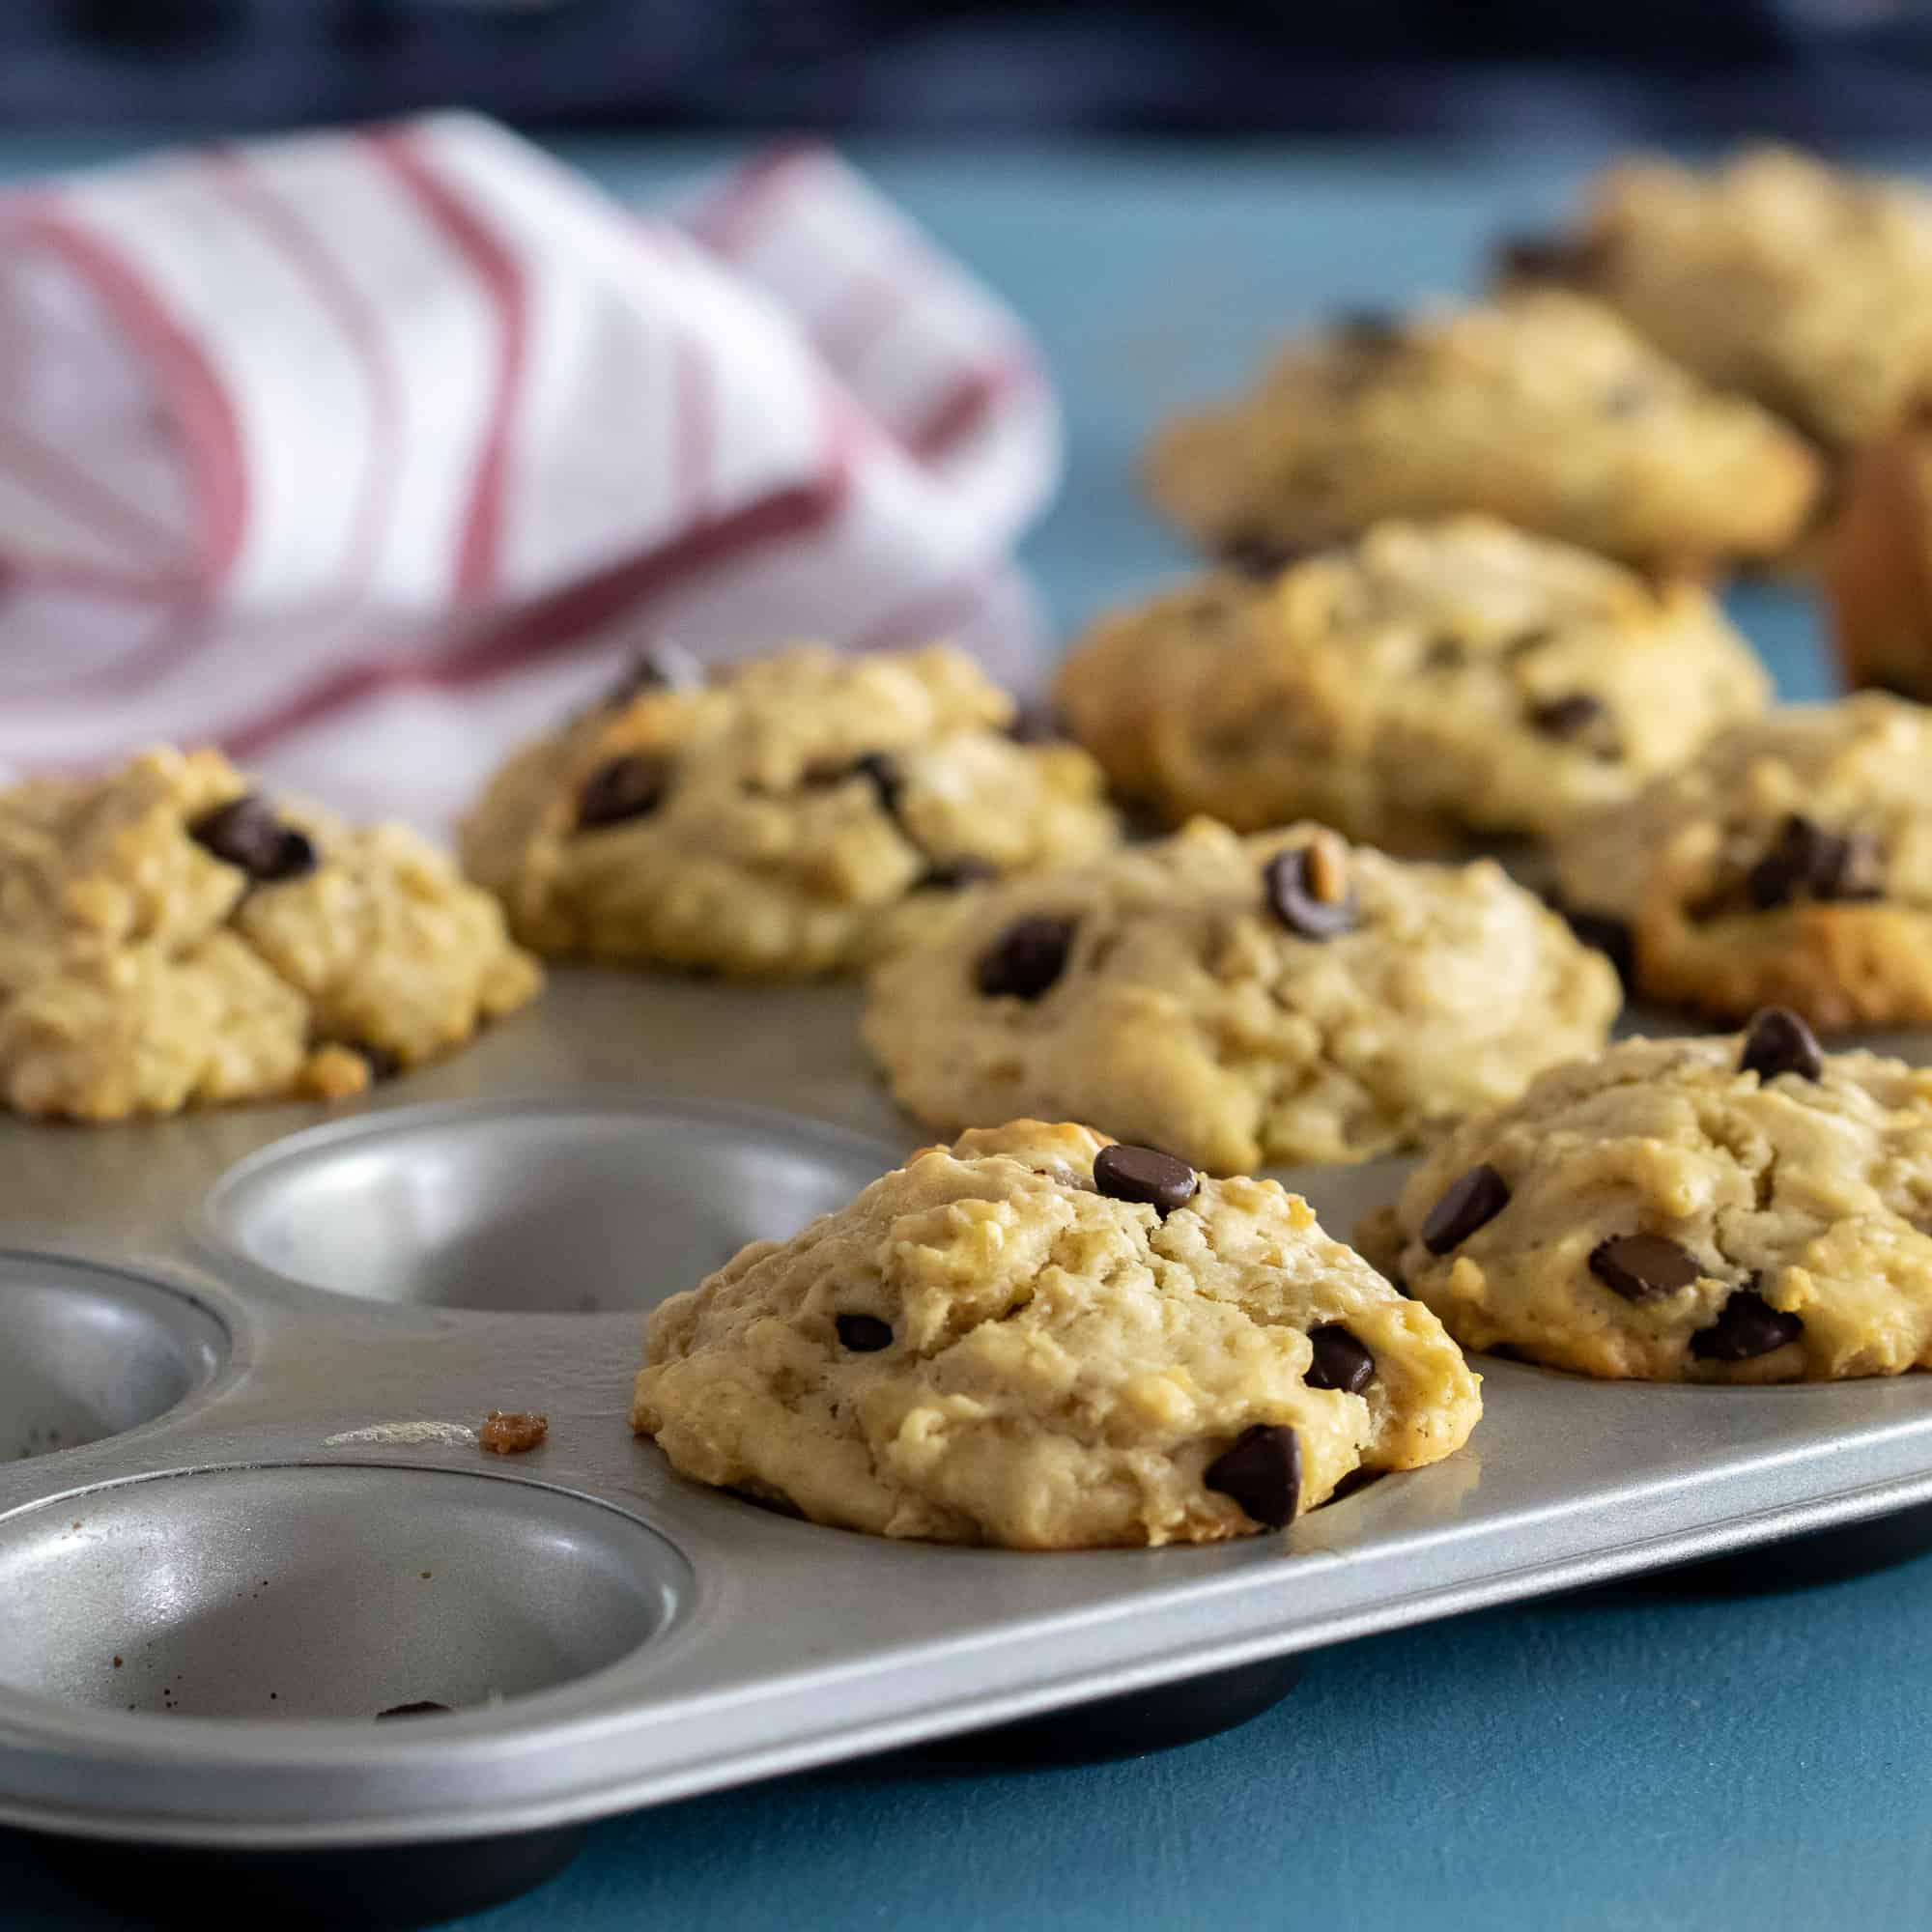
[8,971,1932,1912]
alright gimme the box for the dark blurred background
[5,0,1932,138]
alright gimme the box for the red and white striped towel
[0,114,1058,828]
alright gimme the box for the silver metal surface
[3,969,1932,1851]
[205,1097,898,1312]
[0,1256,228,1463]
[0,1464,687,1719]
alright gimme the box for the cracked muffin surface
[0,746,541,1121]
[632,1119,1481,1548]
[1554,694,1932,1031]
[1357,1020,1932,1382]
[861,819,1620,1173]
[1054,516,1770,853]
[1503,146,1932,456]
[459,642,1119,980]
[1144,291,1820,574]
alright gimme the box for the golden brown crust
[461,643,1119,979]
[1055,517,1769,851]
[862,818,1620,1173]
[1144,292,1821,572]
[0,747,540,1122]
[1370,1032,1932,1382]
[1825,400,1932,701]
[1554,696,1932,1033]
[634,1119,1481,1547]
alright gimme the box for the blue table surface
[0,137,1907,1931]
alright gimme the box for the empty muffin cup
[0,1254,226,1461]
[204,1097,898,1313]
[0,1464,688,1720]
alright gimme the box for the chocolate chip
[1219,532,1301,579]
[1420,1163,1510,1255]
[1529,693,1605,739]
[1589,1234,1703,1302]
[1746,815,1885,909]
[601,642,703,708]
[1204,1423,1302,1529]
[804,750,906,820]
[918,857,1000,892]
[974,915,1076,1000]
[1305,1323,1375,1394]
[850,751,904,817]
[577,753,671,829]
[1265,846,1359,940]
[1690,1287,1804,1362]
[376,1702,451,1719]
[1738,1007,1823,1083]
[189,796,317,884]
[835,1314,894,1352]
[1093,1143,1199,1216]
[1422,638,1467,671]
[1563,907,1635,985]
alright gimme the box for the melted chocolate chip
[974,915,1077,1000]
[1530,693,1605,739]
[1738,1007,1823,1083]
[1588,1233,1703,1302]
[376,1702,451,1720]
[1093,1143,1199,1216]
[577,753,672,829]
[918,857,1000,892]
[1422,638,1467,671]
[189,796,317,884]
[835,1314,894,1353]
[1219,533,1302,579]
[1204,1423,1302,1529]
[1421,1163,1510,1255]
[1264,846,1359,941]
[1689,1287,1804,1362]
[1746,815,1885,910]
[1305,1323,1376,1395]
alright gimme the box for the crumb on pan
[479,1409,549,1454]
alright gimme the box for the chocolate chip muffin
[1357,1017,1932,1381]
[861,818,1621,1174]
[1554,695,1932,1031]
[1500,146,1932,458]
[459,643,1119,980]
[1145,291,1821,575]
[1054,516,1770,854]
[0,746,541,1121]
[634,1119,1482,1547]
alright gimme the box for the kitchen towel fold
[0,113,1058,827]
